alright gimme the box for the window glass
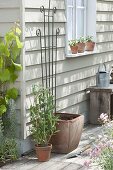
[67,8,73,40]
[67,0,73,6]
[77,0,84,6]
[76,9,85,38]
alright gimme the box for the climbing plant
[0,23,22,115]
[0,23,22,164]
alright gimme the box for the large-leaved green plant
[0,23,22,115]
[0,23,22,164]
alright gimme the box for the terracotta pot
[85,42,95,51]
[50,113,84,153]
[78,43,85,53]
[35,144,52,162]
[70,45,78,54]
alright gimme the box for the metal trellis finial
[40,6,45,13]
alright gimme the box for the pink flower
[84,160,92,168]
[90,146,102,158]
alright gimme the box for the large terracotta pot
[35,144,52,162]
[50,113,84,153]
[85,42,95,51]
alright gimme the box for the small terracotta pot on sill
[70,45,78,54]
[85,42,95,51]
[77,43,85,53]
[35,144,52,162]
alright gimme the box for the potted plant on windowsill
[85,36,95,51]
[77,36,86,53]
[69,40,78,54]
[30,86,59,162]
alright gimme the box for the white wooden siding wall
[24,0,113,137]
[0,0,20,36]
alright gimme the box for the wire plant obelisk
[36,0,60,112]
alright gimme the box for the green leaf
[0,69,10,82]
[4,96,9,105]
[0,105,7,115]
[10,73,18,83]
[10,44,20,61]
[15,27,21,35]
[5,32,15,46]
[8,65,18,82]
[0,96,6,105]
[0,37,2,43]
[6,88,18,100]
[0,57,3,68]
[0,42,10,57]
[12,62,22,71]
[16,36,23,48]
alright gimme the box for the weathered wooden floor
[0,125,102,170]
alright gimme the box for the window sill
[66,50,97,59]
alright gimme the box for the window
[66,0,96,54]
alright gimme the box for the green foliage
[0,117,4,139]
[78,36,86,43]
[0,23,22,164]
[0,24,22,83]
[0,105,7,116]
[69,40,78,47]
[0,23,22,116]
[85,114,113,170]
[86,36,94,42]
[30,86,59,146]
[0,138,18,163]
[6,88,18,100]
[0,100,18,164]
[0,88,18,116]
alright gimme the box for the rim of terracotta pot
[86,41,95,44]
[35,143,52,148]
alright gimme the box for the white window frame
[65,0,96,56]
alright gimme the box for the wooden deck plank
[17,159,41,170]
[46,162,71,170]
[61,163,83,170]
[28,161,57,170]
[1,158,30,169]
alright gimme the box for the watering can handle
[98,63,106,72]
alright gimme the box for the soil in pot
[50,113,84,154]
[35,144,52,162]
[70,45,78,54]
[85,42,95,51]
[78,43,85,53]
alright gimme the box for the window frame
[65,0,96,57]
